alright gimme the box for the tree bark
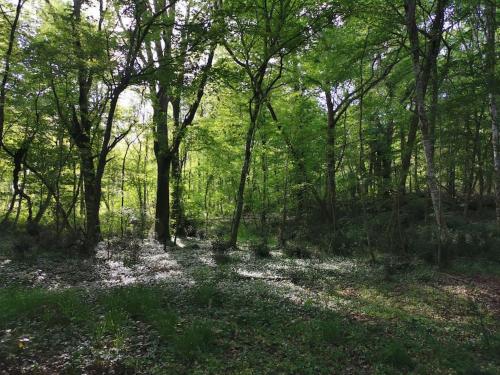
[400,111,419,192]
[229,108,259,248]
[120,141,131,236]
[79,147,101,249]
[325,90,337,225]
[485,0,500,226]
[0,0,24,146]
[405,0,448,248]
[153,94,171,244]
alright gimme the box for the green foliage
[250,241,271,258]
[296,316,346,347]
[0,254,499,373]
[283,243,313,259]
[379,341,415,370]
[172,320,216,361]
[192,283,223,308]
[0,288,91,329]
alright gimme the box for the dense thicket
[0,0,498,263]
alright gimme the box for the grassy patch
[0,254,498,374]
[172,319,216,361]
[0,288,92,329]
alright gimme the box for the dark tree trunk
[229,110,259,248]
[155,154,171,245]
[80,148,101,250]
[325,90,337,225]
[153,93,171,245]
[0,0,24,146]
[400,111,419,193]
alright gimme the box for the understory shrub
[250,241,271,258]
[210,236,231,264]
[283,243,312,259]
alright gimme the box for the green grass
[0,288,93,329]
[0,259,498,374]
[447,258,500,277]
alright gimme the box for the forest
[0,0,499,373]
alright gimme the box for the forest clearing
[1,0,499,373]
[0,236,499,374]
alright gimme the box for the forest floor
[0,238,499,374]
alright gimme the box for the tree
[404,0,448,257]
[485,0,499,226]
[39,0,170,251]
[223,0,325,247]
[142,0,217,246]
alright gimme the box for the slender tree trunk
[14,171,26,225]
[405,0,448,251]
[171,148,185,239]
[1,146,32,225]
[260,140,268,244]
[485,0,500,226]
[33,192,52,225]
[120,141,131,237]
[279,156,289,247]
[204,175,213,236]
[325,90,337,225]
[171,99,186,241]
[358,37,368,196]
[229,107,259,248]
[0,0,24,146]
[400,111,419,192]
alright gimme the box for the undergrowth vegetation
[0,247,498,374]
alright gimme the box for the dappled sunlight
[236,268,283,280]
[1,239,498,374]
[195,252,216,267]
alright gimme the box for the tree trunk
[153,93,171,245]
[486,0,500,226]
[229,111,259,248]
[80,147,101,251]
[172,148,185,239]
[155,154,171,245]
[279,156,289,247]
[400,111,419,192]
[33,192,52,225]
[0,0,24,146]
[405,0,448,249]
[260,140,269,244]
[325,90,337,225]
[120,141,131,237]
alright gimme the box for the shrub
[210,236,231,265]
[122,239,142,267]
[283,243,312,259]
[210,237,228,253]
[104,237,142,265]
[250,242,271,258]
